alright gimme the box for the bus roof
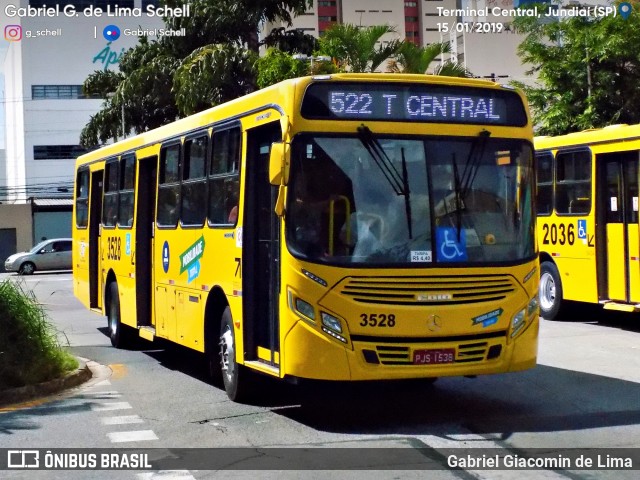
[76,73,520,166]
[534,123,640,151]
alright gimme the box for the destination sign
[301,82,528,126]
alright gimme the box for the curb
[0,357,93,407]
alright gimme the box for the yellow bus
[73,73,539,401]
[535,124,640,319]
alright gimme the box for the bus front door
[243,122,282,370]
[597,152,640,304]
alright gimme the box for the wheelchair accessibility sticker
[436,227,467,262]
[577,219,587,241]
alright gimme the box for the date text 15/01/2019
[437,22,505,34]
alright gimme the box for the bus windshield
[286,134,535,266]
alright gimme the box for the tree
[80,0,313,146]
[387,41,471,77]
[174,44,258,115]
[317,24,402,73]
[255,48,308,89]
[164,0,312,53]
[261,27,318,55]
[513,3,640,135]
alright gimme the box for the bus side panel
[155,285,170,338]
[102,229,137,328]
[629,224,640,303]
[555,257,599,303]
[606,224,626,301]
[176,288,203,350]
[73,233,90,309]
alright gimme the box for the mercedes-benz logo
[427,314,442,332]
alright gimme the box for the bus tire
[219,307,251,402]
[107,282,133,348]
[540,261,563,320]
[205,327,223,387]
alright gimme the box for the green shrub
[0,280,78,390]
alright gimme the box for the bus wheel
[540,261,563,320]
[219,307,251,402]
[107,282,133,348]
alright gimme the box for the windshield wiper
[451,152,463,242]
[460,129,491,198]
[357,125,413,238]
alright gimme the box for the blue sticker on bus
[187,260,201,283]
[436,227,467,262]
[577,220,587,239]
[162,241,170,273]
[125,233,131,256]
[472,308,503,328]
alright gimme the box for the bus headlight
[321,311,347,343]
[321,312,342,333]
[295,297,316,321]
[510,308,526,338]
[288,289,316,322]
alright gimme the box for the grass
[0,279,78,390]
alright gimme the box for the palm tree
[318,24,403,73]
[387,41,471,77]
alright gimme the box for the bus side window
[209,127,241,226]
[118,154,136,227]
[75,169,90,228]
[157,144,181,227]
[102,159,119,227]
[555,150,591,215]
[535,152,553,215]
[182,135,208,226]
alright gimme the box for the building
[2,0,163,205]
[266,0,533,81]
[1,1,163,256]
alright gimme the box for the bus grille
[373,341,495,366]
[340,274,517,306]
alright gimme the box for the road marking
[107,430,159,443]
[109,364,128,379]
[137,472,196,480]
[102,415,145,425]
[18,276,72,282]
[91,401,133,412]
[82,391,122,398]
[90,380,112,387]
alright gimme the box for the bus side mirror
[269,142,290,186]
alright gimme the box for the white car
[4,238,73,275]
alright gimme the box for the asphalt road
[1,271,640,479]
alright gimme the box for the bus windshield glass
[286,134,535,266]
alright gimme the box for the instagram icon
[5,25,22,42]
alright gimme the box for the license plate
[413,348,455,365]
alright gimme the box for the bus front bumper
[282,316,538,381]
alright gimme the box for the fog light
[511,308,526,338]
[321,312,342,333]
